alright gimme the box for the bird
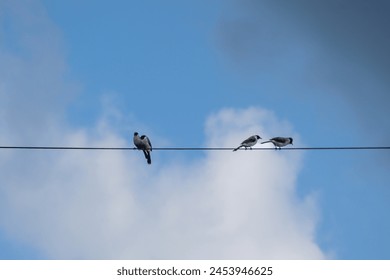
[133,132,152,164]
[261,137,293,149]
[233,135,261,151]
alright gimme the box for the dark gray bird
[261,137,293,149]
[233,135,261,151]
[133,132,152,164]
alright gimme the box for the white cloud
[0,0,324,259]
[0,107,324,259]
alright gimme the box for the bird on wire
[261,137,293,150]
[233,135,261,151]
[133,132,152,164]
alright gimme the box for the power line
[0,146,389,151]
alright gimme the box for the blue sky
[0,0,389,259]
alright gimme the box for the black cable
[0,146,389,151]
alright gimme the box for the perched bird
[261,137,293,149]
[233,135,261,151]
[133,132,152,164]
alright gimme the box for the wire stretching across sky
[0,146,389,151]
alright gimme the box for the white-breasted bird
[261,137,293,149]
[233,135,261,151]
[133,132,152,164]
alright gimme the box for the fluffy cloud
[0,107,323,259]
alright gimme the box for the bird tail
[233,145,242,152]
[145,151,152,165]
[261,140,272,144]
[142,150,152,164]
